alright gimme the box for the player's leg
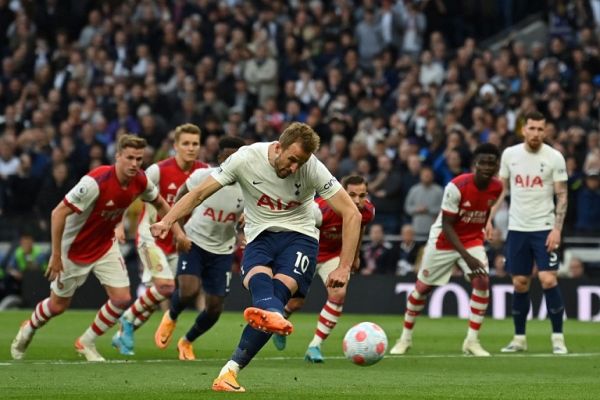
[390,245,452,354]
[77,245,131,361]
[305,257,345,362]
[117,245,175,353]
[156,244,202,349]
[533,232,567,354]
[457,247,491,356]
[213,232,317,392]
[502,231,533,353]
[11,290,71,360]
[177,251,233,360]
[11,255,92,360]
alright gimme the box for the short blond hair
[279,122,320,154]
[174,123,201,142]
[117,134,147,152]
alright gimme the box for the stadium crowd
[1,0,600,285]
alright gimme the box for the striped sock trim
[313,299,344,344]
[29,298,53,330]
[404,290,427,330]
[88,301,124,338]
[468,289,489,331]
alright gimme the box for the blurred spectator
[393,224,420,276]
[33,162,74,237]
[404,167,443,240]
[244,40,278,106]
[575,169,600,234]
[360,224,395,275]
[368,154,403,233]
[567,257,588,279]
[0,232,48,310]
[485,227,506,276]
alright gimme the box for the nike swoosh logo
[252,180,263,184]
[225,381,241,390]
[160,337,168,344]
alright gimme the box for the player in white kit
[153,136,245,360]
[150,122,361,392]
[488,111,569,354]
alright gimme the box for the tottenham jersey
[63,165,158,264]
[137,158,208,253]
[211,142,341,243]
[184,167,244,254]
[499,143,567,231]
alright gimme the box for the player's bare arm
[485,177,509,240]
[46,201,74,281]
[546,180,568,252]
[323,189,361,288]
[151,194,191,252]
[151,175,223,239]
[442,212,487,276]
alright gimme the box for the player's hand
[45,253,63,282]
[114,223,126,244]
[175,234,192,253]
[326,266,350,288]
[465,255,488,277]
[484,220,494,241]
[150,220,171,240]
[545,228,561,253]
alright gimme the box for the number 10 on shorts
[293,251,309,275]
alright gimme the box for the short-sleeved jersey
[316,197,375,263]
[137,158,208,254]
[184,167,244,254]
[428,173,502,250]
[211,142,342,243]
[499,143,567,231]
[63,165,158,264]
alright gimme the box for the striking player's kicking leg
[390,279,432,355]
[213,233,316,392]
[11,292,70,360]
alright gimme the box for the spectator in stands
[567,257,588,279]
[360,224,395,275]
[0,232,48,310]
[368,154,403,233]
[394,224,420,276]
[575,169,600,234]
[34,162,74,237]
[404,167,443,240]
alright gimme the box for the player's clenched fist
[150,220,171,239]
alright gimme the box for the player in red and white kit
[390,143,502,357]
[10,135,185,361]
[272,175,375,362]
[112,124,207,355]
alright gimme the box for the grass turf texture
[1,310,599,399]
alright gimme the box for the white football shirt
[184,167,244,254]
[499,143,567,231]
[211,142,341,243]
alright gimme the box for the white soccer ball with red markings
[342,322,388,366]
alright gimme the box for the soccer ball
[342,322,388,366]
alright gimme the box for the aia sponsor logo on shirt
[203,207,237,223]
[256,194,301,211]
[514,174,543,188]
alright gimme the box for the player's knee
[109,294,132,309]
[48,299,68,315]
[179,289,198,305]
[471,275,489,291]
[155,282,176,297]
[287,297,305,313]
[328,288,346,303]
[415,280,433,295]
[206,302,224,317]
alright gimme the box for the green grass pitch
[1,310,599,399]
